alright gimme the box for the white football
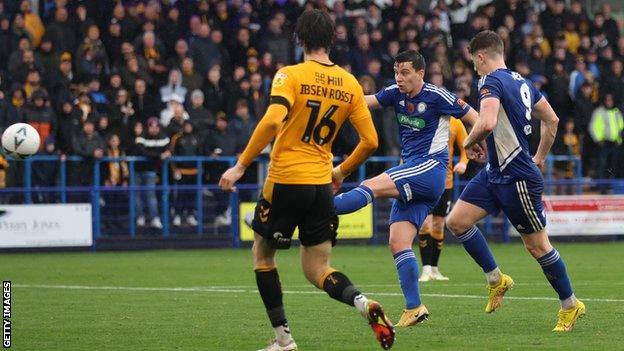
[1,123,41,160]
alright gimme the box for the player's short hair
[469,30,504,57]
[295,9,335,53]
[394,50,426,71]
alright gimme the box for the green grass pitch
[2,242,624,350]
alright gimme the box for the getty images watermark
[3,281,10,348]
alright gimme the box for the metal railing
[1,153,621,248]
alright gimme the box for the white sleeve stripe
[423,88,454,105]
[433,86,456,102]
[385,84,399,91]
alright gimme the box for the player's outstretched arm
[531,97,560,167]
[364,95,382,109]
[218,104,286,192]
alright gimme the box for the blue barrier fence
[1,154,621,248]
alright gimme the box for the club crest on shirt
[457,98,467,109]
[273,72,287,87]
[406,101,415,113]
[417,102,427,113]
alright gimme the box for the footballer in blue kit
[445,31,585,331]
[331,50,478,327]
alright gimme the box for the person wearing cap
[133,117,171,229]
[187,89,214,130]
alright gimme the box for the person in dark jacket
[169,121,200,227]
[70,118,105,202]
[573,82,596,176]
[133,117,170,229]
[32,136,59,203]
[202,114,238,225]
[55,99,81,155]
[22,89,56,149]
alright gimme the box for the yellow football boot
[485,274,514,313]
[553,300,586,332]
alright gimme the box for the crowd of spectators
[0,0,622,225]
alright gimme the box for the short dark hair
[394,50,426,71]
[468,30,504,56]
[295,9,335,52]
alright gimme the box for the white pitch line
[13,284,624,303]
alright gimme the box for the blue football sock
[393,249,422,309]
[457,226,498,273]
[537,249,574,300]
[334,185,373,215]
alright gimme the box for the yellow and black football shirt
[259,60,377,185]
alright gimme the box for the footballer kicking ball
[1,123,41,160]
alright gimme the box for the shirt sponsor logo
[273,72,287,87]
[397,113,426,130]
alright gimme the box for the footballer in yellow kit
[219,9,395,351]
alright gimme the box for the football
[1,123,41,160]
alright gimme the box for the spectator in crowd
[137,30,167,84]
[45,7,75,56]
[602,60,624,108]
[160,93,188,127]
[23,89,55,147]
[170,120,200,227]
[131,78,158,123]
[32,136,59,203]
[187,89,214,131]
[559,119,581,194]
[19,0,44,47]
[133,117,170,229]
[180,57,203,95]
[190,23,221,75]
[572,82,596,173]
[102,133,129,231]
[160,69,187,104]
[36,37,58,74]
[203,114,237,226]
[202,64,229,115]
[103,72,124,103]
[229,99,255,151]
[166,39,189,70]
[165,101,189,137]
[589,93,624,186]
[108,88,136,150]
[47,52,75,109]
[71,118,105,191]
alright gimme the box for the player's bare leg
[389,221,429,327]
[447,200,513,313]
[253,234,298,351]
[520,229,585,331]
[301,241,395,349]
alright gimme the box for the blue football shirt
[375,82,470,164]
[478,68,544,183]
